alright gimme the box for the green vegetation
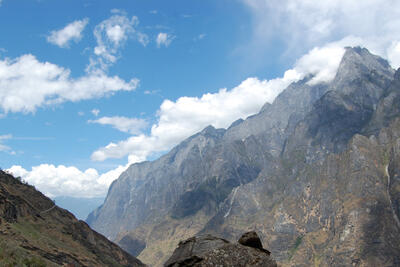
[288,235,304,260]
[0,240,47,267]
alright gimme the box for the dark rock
[118,234,146,257]
[238,231,268,253]
[164,234,277,267]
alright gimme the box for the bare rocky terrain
[87,47,400,266]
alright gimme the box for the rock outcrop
[0,170,145,266]
[164,232,277,267]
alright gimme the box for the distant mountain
[0,170,144,266]
[87,47,400,266]
[54,196,104,220]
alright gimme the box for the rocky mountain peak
[87,47,400,266]
[333,47,394,92]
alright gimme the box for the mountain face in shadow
[0,170,145,266]
[87,47,400,266]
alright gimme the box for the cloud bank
[242,0,400,68]
[0,54,138,113]
[47,19,89,48]
[91,45,345,162]
[7,164,128,198]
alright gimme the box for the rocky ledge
[164,231,277,267]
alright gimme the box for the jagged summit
[87,47,400,266]
[333,47,394,92]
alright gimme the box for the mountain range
[87,47,400,266]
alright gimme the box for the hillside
[0,170,145,266]
[87,47,400,266]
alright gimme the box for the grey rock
[87,47,400,266]
[238,231,268,253]
[164,234,277,267]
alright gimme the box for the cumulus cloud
[90,11,148,71]
[47,19,89,48]
[156,33,174,48]
[294,44,345,85]
[241,0,400,68]
[7,164,129,198]
[91,44,345,162]
[0,54,138,113]
[88,116,148,134]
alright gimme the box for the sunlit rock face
[88,47,400,266]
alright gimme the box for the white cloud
[7,164,129,198]
[91,109,100,116]
[0,54,138,113]
[91,44,345,162]
[47,19,89,48]
[88,116,148,134]
[388,41,400,68]
[294,44,345,85]
[0,134,12,152]
[156,33,174,48]
[241,0,400,68]
[78,111,84,116]
[90,11,148,71]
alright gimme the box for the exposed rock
[238,231,269,254]
[118,234,147,257]
[164,234,277,267]
[0,170,145,266]
[87,47,400,266]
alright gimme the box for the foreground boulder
[164,232,277,266]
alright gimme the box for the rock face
[238,231,268,253]
[0,170,145,267]
[164,232,277,267]
[87,47,400,266]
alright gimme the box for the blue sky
[2,0,400,201]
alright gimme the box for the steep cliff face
[0,170,145,266]
[204,119,400,266]
[203,63,400,266]
[88,47,400,266]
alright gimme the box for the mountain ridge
[0,170,145,266]
[87,47,400,266]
